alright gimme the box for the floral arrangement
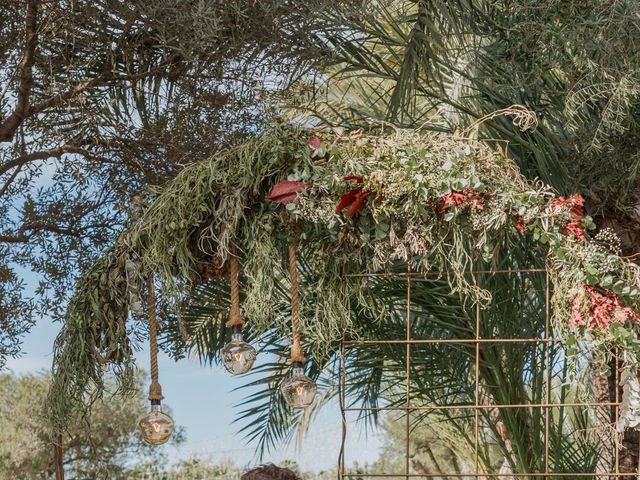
[570,286,638,330]
[47,124,640,429]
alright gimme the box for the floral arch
[48,124,640,449]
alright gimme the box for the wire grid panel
[337,268,636,480]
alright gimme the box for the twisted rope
[147,274,164,401]
[289,238,306,364]
[225,253,244,328]
[462,104,538,136]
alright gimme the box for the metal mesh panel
[338,268,638,479]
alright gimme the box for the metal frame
[338,267,636,479]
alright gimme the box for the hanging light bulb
[138,274,174,445]
[222,252,257,375]
[138,400,174,445]
[280,239,317,408]
[222,325,257,374]
[280,362,317,408]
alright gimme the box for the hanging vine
[47,124,640,429]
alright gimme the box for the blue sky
[3,150,382,473]
[6,296,382,472]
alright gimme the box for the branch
[0,144,111,178]
[1,27,176,145]
[0,221,82,243]
[27,64,176,119]
[0,164,22,198]
[0,0,38,142]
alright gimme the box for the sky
[3,145,383,473]
[6,292,383,473]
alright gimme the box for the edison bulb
[280,363,317,408]
[138,401,174,445]
[221,328,257,375]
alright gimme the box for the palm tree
[169,0,640,474]
[171,230,605,478]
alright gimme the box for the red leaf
[308,136,321,150]
[355,190,372,201]
[346,191,372,217]
[344,175,364,183]
[336,188,360,213]
[347,198,365,217]
[265,180,308,205]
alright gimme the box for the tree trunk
[54,433,64,480]
[595,213,640,475]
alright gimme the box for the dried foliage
[0,0,368,366]
[49,125,640,433]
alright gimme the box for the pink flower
[564,222,585,241]
[308,136,329,160]
[438,189,486,214]
[550,194,586,241]
[569,285,638,330]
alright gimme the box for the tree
[25,0,640,476]
[0,0,364,368]
[0,371,181,479]
[282,0,640,472]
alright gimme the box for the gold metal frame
[338,268,636,479]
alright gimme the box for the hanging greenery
[47,123,640,429]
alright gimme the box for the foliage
[235,246,603,474]
[0,0,366,367]
[360,266,599,476]
[290,0,640,468]
[300,0,640,210]
[48,125,640,458]
[0,370,180,479]
[17,0,640,472]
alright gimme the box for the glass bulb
[280,364,317,408]
[221,331,257,374]
[138,402,174,445]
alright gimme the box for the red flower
[551,194,586,241]
[464,189,485,211]
[308,136,321,150]
[514,214,528,233]
[438,192,465,213]
[438,189,485,214]
[567,194,584,216]
[308,136,329,160]
[570,285,638,330]
[336,175,380,217]
[564,222,585,241]
[265,180,308,205]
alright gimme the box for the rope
[289,238,306,364]
[225,253,244,328]
[54,433,64,480]
[461,104,538,136]
[147,274,164,401]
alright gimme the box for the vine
[47,124,640,429]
